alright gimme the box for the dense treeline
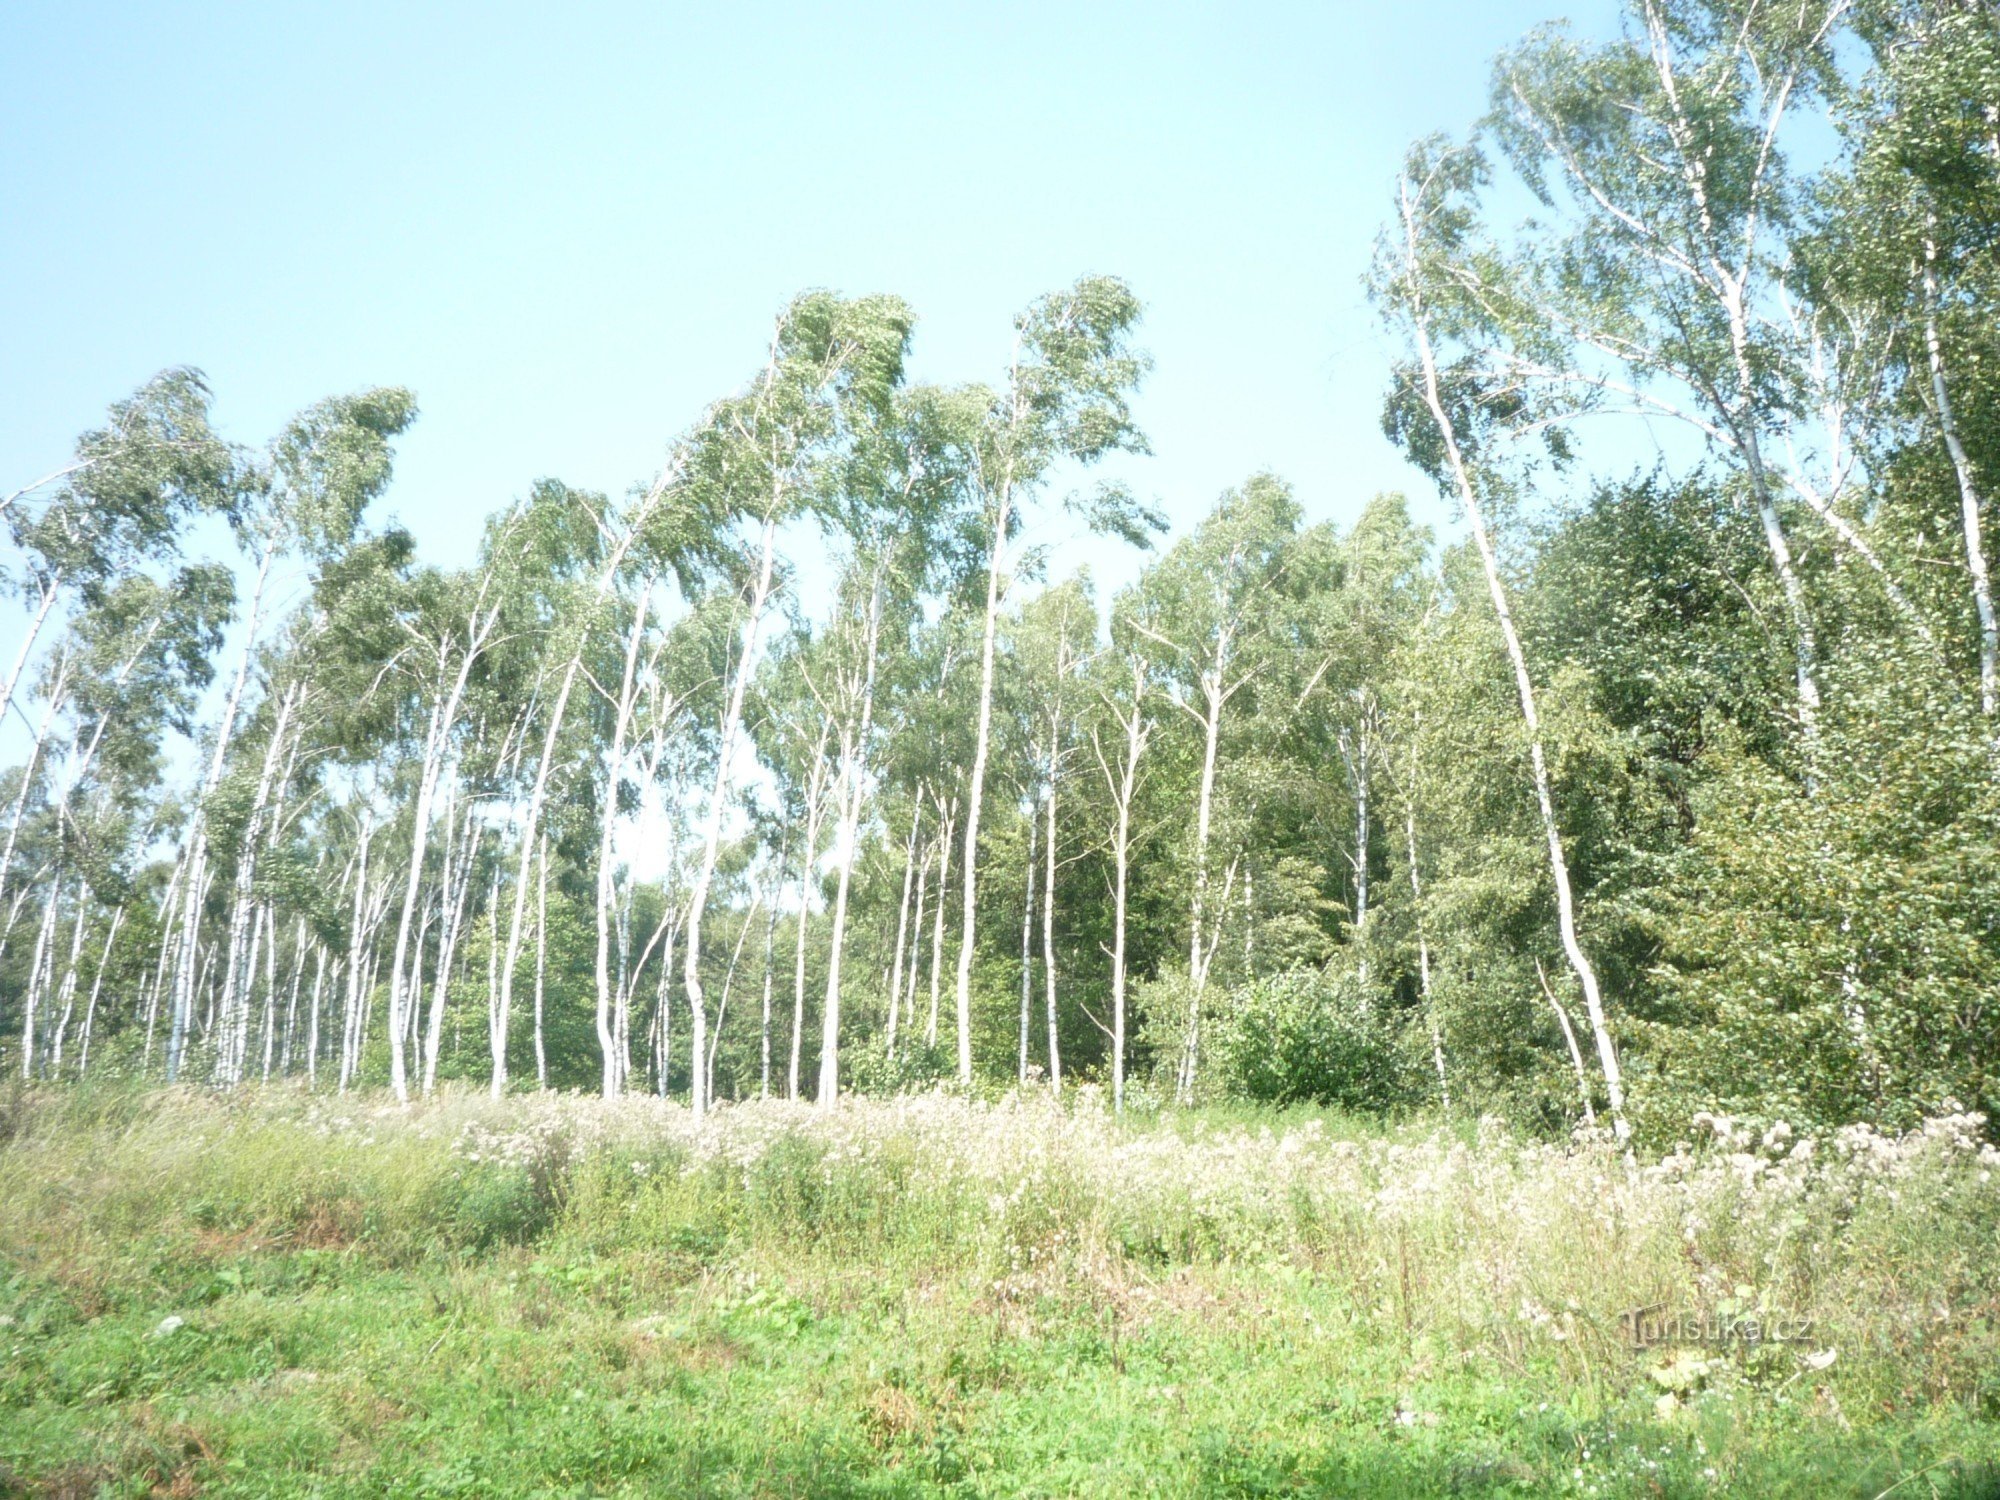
[4,0,1997,1140]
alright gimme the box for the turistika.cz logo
[1618,1305,1815,1349]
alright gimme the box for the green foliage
[11,367,239,593]
[11,0,2000,1162]
[1209,969,1416,1112]
[1,1086,1997,1496]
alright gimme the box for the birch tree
[949,278,1153,1086]
[1480,0,1896,774]
[1090,616,1156,1114]
[1836,0,2000,715]
[166,387,416,1082]
[2,369,235,726]
[677,291,912,1118]
[1135,475,1299,1101]
[1380,138,1632,1141]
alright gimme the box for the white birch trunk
[686,514,780,1118]
[48,889,88,1077]
[423,796,479,1093]
[817,573,883,1109]
[1538,960,1598,1129]
[952,494,1010,1088]
[169,541,276,1082]
[1042,765,1062,1092]
[0,654,70,935]
[788,720,835,1100]
[1094,657,1150,1115]
[20,875,61,1077]
[77,904,125,1078]
[595,579,654,1097]
[0,579,61,726]
[215,680,301,1086]
[1017,802,1036,1088]
[1399,175,1629,1139]
[1176,668,1226,1104]
[926,796,956,1051]
[339,816,375,1093]
[534,832,550,1090]
[389,624,485,1101]
[759,860,781,1099]
[885,805,920,1062]
[1923,238,1995,718]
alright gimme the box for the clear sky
[2,0,1612,592]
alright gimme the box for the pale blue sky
[2,0,1613,589]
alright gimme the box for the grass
[2,1083,1999,1497]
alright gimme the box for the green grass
[2,1084,1998,1497]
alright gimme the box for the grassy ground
[2,1085,1998,1498]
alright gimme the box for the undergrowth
[2,1082,1997,1497]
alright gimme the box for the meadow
[1,1086,1998,1497]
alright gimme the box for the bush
[1208,968,1415,1111]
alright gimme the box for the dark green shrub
[1209,969,1415,1111]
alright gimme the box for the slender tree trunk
[390,638,481,1101]
[818,575,883,1109]
[279,914,306,1078]
[1718,270,1822,769]
[1018,801,1037,1088]
[687,514,780,1119]
[595,580,654,1096]
[305,946,329,1087]
[613,894,633,1090]
[759,859,781,1099]
[143,837,196,1075]
[790,858,812,1102]
[77,903,125,1079]
[1644,19,1822,765]
[170,541,276,1082]
[20,871,61,1077]
[709,892,760,1105]
[234,900,264,1084]
[340,816,375,1093]
[954,485,1013,1086]
[0,655,69,930]
[215,684,300,1086]
[1398,193,1629,1139]
[927,798,955,1051]
[901,831,931,1057]
[1177,675,1225,1104]
[653,921,677,1096]
[497,676,580,1096]
[48,889,88,1078]
[885,805,920,1062]
[1538,960,1597,1129]
[1924,237,1995,718]
[259,904,281,1081]
[423,799,477,1093]
[0,578,61,725]
[1042,766,1062,1092]
[789,725,834,1101]
[1095,659,1149,1115]
[1750,466,1822,771]
[534,832,550,1090]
